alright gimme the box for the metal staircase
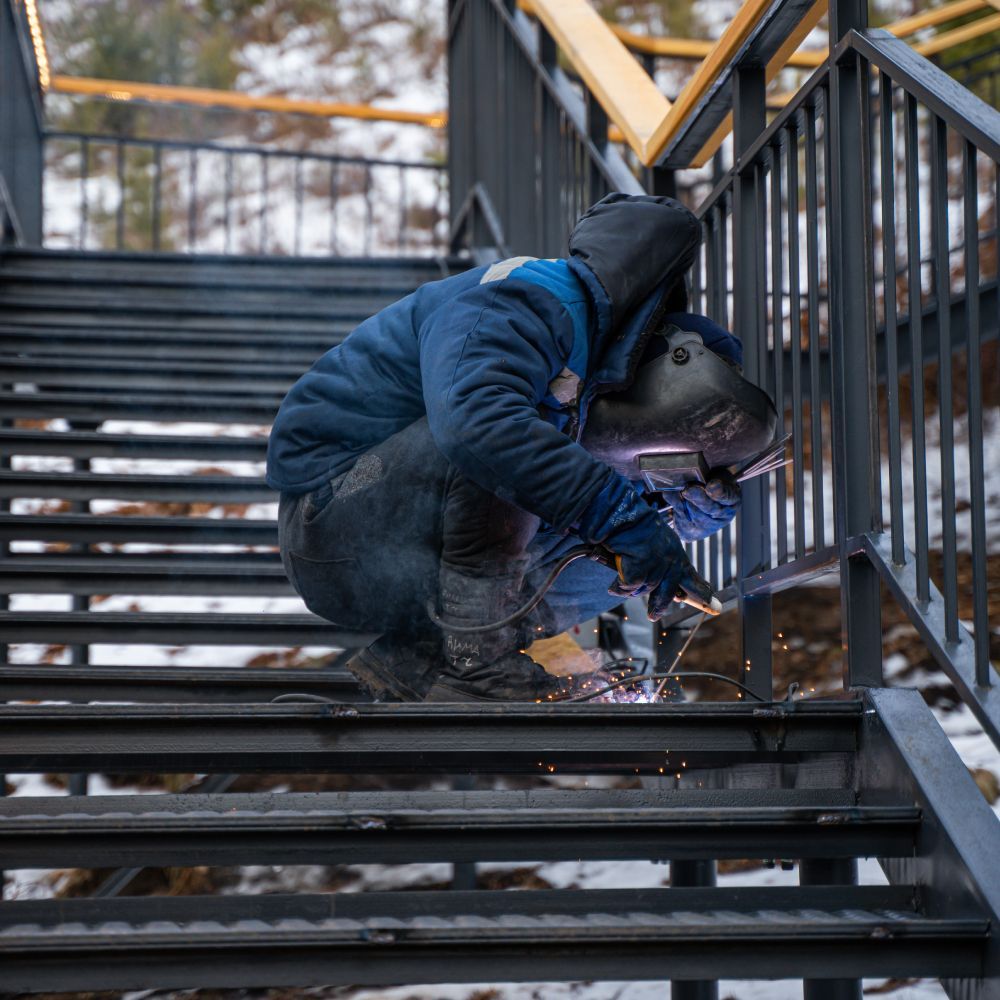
[1,0,999,996]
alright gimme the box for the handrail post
[829,1,884,690]
[733,64,773,702]
[0,0,45,245]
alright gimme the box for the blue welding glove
[667,470,741,542]
[578,475,714,621]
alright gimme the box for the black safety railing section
[447,0,644,259]
[688,29,1000,736]
[44,132,448,257]
[0,0,43,244]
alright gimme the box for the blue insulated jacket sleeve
[419,279,616,532]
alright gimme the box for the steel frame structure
[0,0,997,995]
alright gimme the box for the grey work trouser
[277,417,621,639]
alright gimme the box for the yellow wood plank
[50,75,447,127]
[530,0,672,161]
[913,10,1000,55]
[643,0,775,167]
[604,0,986,65]
[690,0,828,168]
[890,0,988,35]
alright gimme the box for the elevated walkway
[1,0,999,996]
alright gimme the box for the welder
[267,193,744,703]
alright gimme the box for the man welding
[267,193,744,703]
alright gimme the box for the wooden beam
[644,0,776,167]
[690,0,828,168]
[913,10,1000,56]
[49,75,448,128]
[606,0,988,66]
[529,0,672,163]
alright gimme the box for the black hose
[425,546,596,633]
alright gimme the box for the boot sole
[424,680,545,703]
[344,648,425,703]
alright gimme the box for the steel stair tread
[0,887,983,988]
[0,701,862,774]
[0,512,278,544]
[0,470,273,502]
[0,610,369,647]
[0,662,362,703]
[0,792,918,865]
[0,390,281,422]
[0,429,270,460]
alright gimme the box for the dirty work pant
[277,416,621,639]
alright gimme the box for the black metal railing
[0,0,44,244]
[686,29,1000,738]
[449,0,1000,742]
[447,0,644,260]
[43,132,448,257]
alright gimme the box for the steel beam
[0,701,860,773]
[0,794,919,869]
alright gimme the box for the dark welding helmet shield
[580,325,777,489]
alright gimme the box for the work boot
[343,632,445,702]
[424,650,630,703]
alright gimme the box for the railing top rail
[45,129,446,171]
[850,28,1000,162]
[49,75,446,129]
[528,0,671,165]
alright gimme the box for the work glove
[577,475,715,622]
[666,470,741,542]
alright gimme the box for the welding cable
[558,670,767,703]
[271,692,340,704]
[273,672,770,705]
[653,612,707,700]
[425,546,594,633]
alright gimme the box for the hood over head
[566,192,701,391]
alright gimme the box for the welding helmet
[580,323,777,490]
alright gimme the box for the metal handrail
[682,27,1000,743]
[46,130,447,256]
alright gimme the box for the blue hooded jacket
[266,194,702,532]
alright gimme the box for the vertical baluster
[787,118,806,559]
[187,147,197,252]
[364,163,373,257]
[79,137,89,249]
[931,115,959,642]
[770,140,787,565]
[805,101,825,551]
[224,153,233,255]
[260,154,268,255]
[963,141,990,684]
[116,139,125,250]
[294,156,304,257]
[903,94,929,605]
[880,75,904,566]
[329,159,339,256]
[398,165,407,253]
[152,144,162,252]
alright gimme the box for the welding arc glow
[23,0,50,90]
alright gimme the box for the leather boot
[430,564,633,702]
[343,632,446,702]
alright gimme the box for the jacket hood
[566,193,700,392]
